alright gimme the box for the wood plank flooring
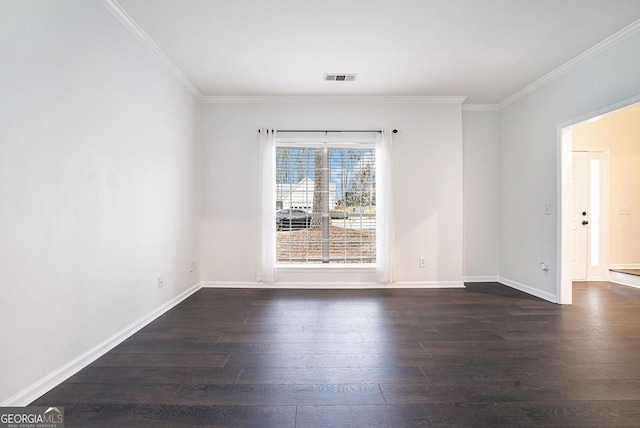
[32,282,640,427]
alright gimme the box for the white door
[572,150,607,281]
[572,151,589,280]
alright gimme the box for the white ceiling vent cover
[325,74,357,82]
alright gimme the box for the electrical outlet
[419,258,426,268]
[158,277,164,288]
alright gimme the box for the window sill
[277,264,375,270]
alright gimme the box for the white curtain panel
[376,129,396,284]
[256,129,277,283]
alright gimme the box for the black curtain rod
[259,129,398,134]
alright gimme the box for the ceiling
[114,0,640,104]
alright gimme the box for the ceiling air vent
[325,73,357,82]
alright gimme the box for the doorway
[560,97,640,304]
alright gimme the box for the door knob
[582,220,589,225]
[582,211,587,216]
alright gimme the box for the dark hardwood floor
[32,282,640,427]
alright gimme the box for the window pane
[590,158,600,266]
[275,147,376,264]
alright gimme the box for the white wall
[499,31,640,301]
[201,102,464,286]
[462,110,500,280]
[0,1,201,404]
[572,108,640,266]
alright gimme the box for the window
[257,129,394,284]
[275,145,376,264]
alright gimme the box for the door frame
[558,95,640,304]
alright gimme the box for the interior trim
[100,1,640,110]
[499,276,557,303]
[610,271,640,289]
[101,0,203,101]
[498,18,640,109]
[202,281,465,289]
[463,275,500,282]
[201,95,468,104]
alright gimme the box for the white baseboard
[202,281,381,289]
[202,281,383,289]
[202,281,465,289]
[610,271,640,289]
[609,264,640,270]
[2,282,202,407]
[463,276,499,283]
[202,281,265,288]
[390,281,465,288]
[498,276,558,303]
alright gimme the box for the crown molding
[101,2,639,109]
[201,95,467,104]
[462,104,499,112]
[498,18,640,109]
[101,0,203,101]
